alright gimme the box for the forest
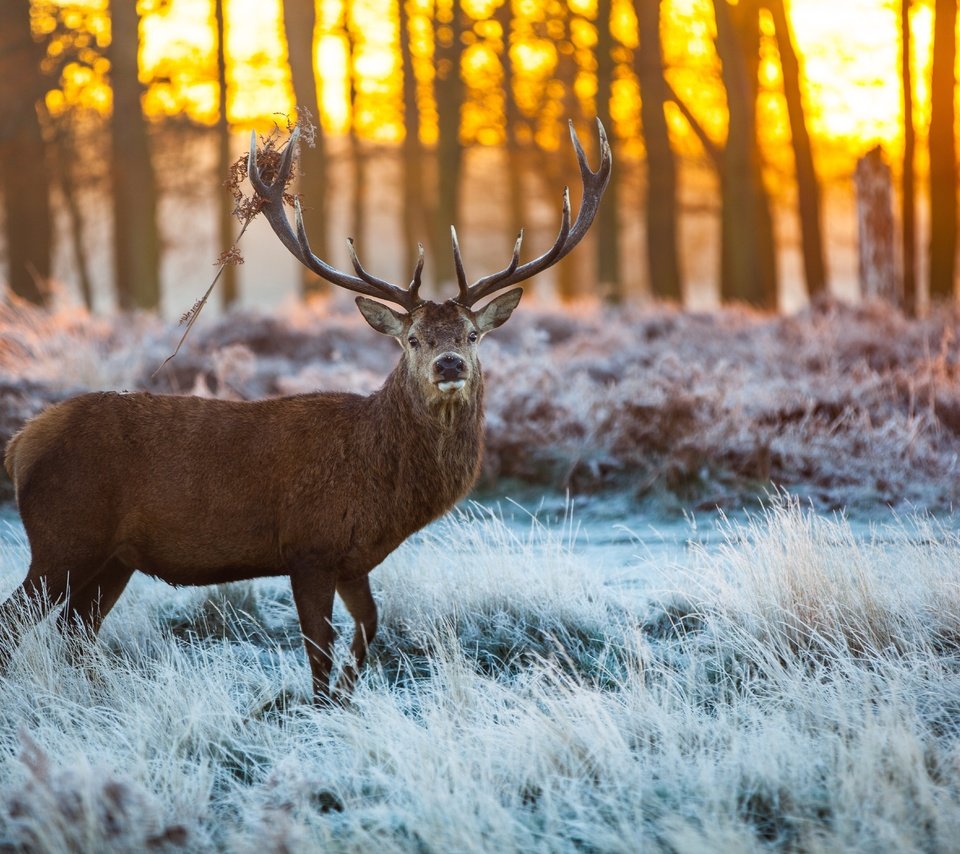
[1,0,957,316]
[2,2,960,851]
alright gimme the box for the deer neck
[373,361,485,511]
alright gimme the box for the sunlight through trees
[2,0,958,312]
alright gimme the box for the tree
[595,0,621,302]
[216,0,238,308]
[766,0,826,300]
[109,0,161,311]
[398,0,426,276]
[282,0,329,298]
[50,114,94,311]
[432,0,465,288]
[854,146,897,301]
[345,5,366,250]
[713,0,777,308]
[0,0,52,305]
[29,3,110,311]
[928,0,957,302]
[634,0,682,302]
[545,3,585,302]
[900,0,917,314]
[495,0,526,239]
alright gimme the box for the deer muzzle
[434,353,467,392]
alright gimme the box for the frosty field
[0,498,959,852]
[2,299,960,851]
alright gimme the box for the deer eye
[468,331,478,343]
[408,336,419,349]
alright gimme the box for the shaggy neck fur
[371,358,485,521]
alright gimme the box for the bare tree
[538,2,584,301]
[109,0,161,310]
[282,0,329,298]
[50,115,94,311]
[31,3,111,311]
[0,0,52,305]
[432,0,465,288]
[345,5,366,250]
[634,0,682,302]
[495,0,526,238]
[595,0,621,301]
[855,146,897,302]
[928,0,957,302]
[900,0,917,314]
[216,0,238,308]
[398,0,426,275]
[713,0,777,308]
[766,0,827,300]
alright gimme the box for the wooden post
[854,146,897,302]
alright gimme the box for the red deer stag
[2,120,610,703]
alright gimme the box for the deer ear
[356,297,407,337]
[474,288,522,334]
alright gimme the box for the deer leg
[334,575,378,698]
[290,566,338,706]
[0,557,74,665]
[58,559,134,637]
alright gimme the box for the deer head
[248,120,611,405]
[353,293,521,406]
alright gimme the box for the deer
[1,119,611,704]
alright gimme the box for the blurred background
[0,0,957,319]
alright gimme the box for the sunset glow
[35,0,958,176]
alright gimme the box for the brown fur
[1,294,519,702]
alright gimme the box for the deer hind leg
[334,575,378,699]
[0,552,85,665]
[58,558,134,637]
[0,574,62,662]
[290,565,338,706]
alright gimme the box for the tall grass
[0,498,958,851]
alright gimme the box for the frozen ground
[0,497,959,850]
[3,298,960,848]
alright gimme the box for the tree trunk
[109,0,161,311]
[901,0,917,314]
[0,0,52,306]
[216,0,238,309]
[928,0,957,302]
[51,118,94,311]
[399,0,426,276]
[346,13,366,251]
[714,0,777,309]
[767,0,827,300]
[551,3,583,302]
[634,0,682,302]
[282,0,329,299]
[854,147,897,302]
[495,0,525,240]
[431,0,465,289]
[595,0,621,302]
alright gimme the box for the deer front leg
[334,575,378,699]
[290,566,337,706]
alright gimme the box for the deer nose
[434,353,466,381]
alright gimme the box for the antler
[452,118,612,308]
[248,126,425,312]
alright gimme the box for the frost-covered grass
[0,498,959,851]
[3,296,960,508]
